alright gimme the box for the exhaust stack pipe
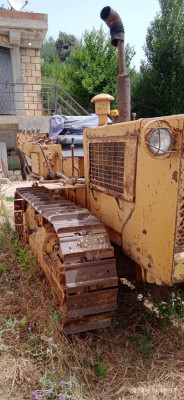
[100,6,131,122]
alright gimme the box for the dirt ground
[1,181,32,219]
[1,181,184,399]
[2,181,32,197]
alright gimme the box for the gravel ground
[1,181,33,197]
[1,181,33,221]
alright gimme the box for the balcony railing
[0,82,89,117]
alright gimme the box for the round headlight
[146,128,174,156]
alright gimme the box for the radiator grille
[89,142,125,194]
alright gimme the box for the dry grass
[1,196,184,399]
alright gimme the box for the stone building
[0,9,48,117]
[0,9,49,179]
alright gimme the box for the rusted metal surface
[91,94,114,126]
[117,74,131,123]
[17,131,62,179]
[14,186,118,334]
[66,289,117,318]
[174,144,184,254]
[17,131,84,181]
[100,6,130,122]
[84,114,184,285]
[173,137,184,283]
[64,312,115,335]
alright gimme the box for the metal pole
[118,41,126,75]
[54,85,58,114]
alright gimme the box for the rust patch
[172,171,178,183]
[142,229,147,235]
[124,175,133,196]
[15,185,118,335]
[136,247,140,252]
[147,253,153,268]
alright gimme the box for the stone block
[29,103,38,110]
[25,49,36,57]
[31,56,40,63]
[23,70,32,77]
[27,76,37,84]
[35,63,41,71]
[14,170,21,176]
[21,55,31,63]
[0,177,10,184]
[32,70,41,78]
[9,175,18,182]
[24,84,33,91]
[26,110,35,116]
[25,63,36,71]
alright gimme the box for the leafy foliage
[55,32,78,62]
[41,36,57,63]
[132,0,184,117]
[92,355,107,378]
[62,27,135,111]
[41,26,135,112]
[12,239,35,270]
[154,290,184,326]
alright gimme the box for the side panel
[84,116,184,286]
[122,116,183,285]
[173,136,184,283]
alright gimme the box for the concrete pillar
[0,142,8,178]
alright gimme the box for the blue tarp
[49,114,112,139]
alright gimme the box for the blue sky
[5,0,161,69]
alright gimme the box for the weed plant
[0,185,8,217]
[1,213,184,399]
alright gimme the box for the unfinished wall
[0,34,9,44]
[21,48,42,116]
[0,9,47,117]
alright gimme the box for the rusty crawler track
[14,186,118,334]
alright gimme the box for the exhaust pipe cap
[100,6,124,46]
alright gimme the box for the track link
[14,186,118,334]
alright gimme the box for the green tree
[41,36,57,63]
[132,0,184,118]
[63,26,135,111]
[55,32,77,62]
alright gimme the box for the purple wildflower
[30,391,41,400]
[58,396,66,400]
[27,326,32,332]
[48,337,53,343]
[60,380,65,387]
[68,381,72,389]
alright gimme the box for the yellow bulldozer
[14,7,184,334]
